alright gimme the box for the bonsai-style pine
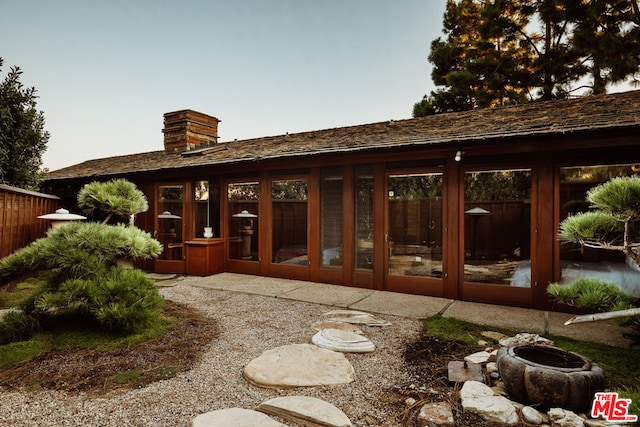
[77,178,149,225]
[0,180,163,344]
[548,176,640,334]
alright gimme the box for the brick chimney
[162,110,220,152]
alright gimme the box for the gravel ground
[0,283,423,426]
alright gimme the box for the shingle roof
[45,90,640,181]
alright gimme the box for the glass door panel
[387,173,443,278]
[463,169,531,286]
[157,185,184,261]
[271,179,308,265]
[355,166,374,269]
[228,182,259,261]
[321,168,343,267]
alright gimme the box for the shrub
[0,179,164,342]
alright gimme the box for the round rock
[244,343,355,388]
[312,328,375,353]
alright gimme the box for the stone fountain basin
[496,345,605,413]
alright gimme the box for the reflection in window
[157,185,184,261]
[463,169,531,286]
[321,168,343,267]
[388,173,442,278]
[228,182,259,261]
[356,166,374,269]
[559,164,640,295]
[194,179,220,238]
[272,179,308,265]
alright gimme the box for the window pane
[228,182,259,261]
[356,165,374,269]
[194,179,220,238]
[321,168,343,267]
[157,185,184,261]
[559,165,640,296]
[272,180,308,264]
[388,173,442,278]
[464,169,531,286]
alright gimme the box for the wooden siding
[0,185,60,259]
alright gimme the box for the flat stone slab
[257,396,352,427]
[447,361,483,383]
[312,328,375,353]
[322,310,392,326]
[244,344,355,388]
[311,320,363,334]
[192,408,286,427]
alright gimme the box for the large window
[388,173,443,278]
[194,179,220,238]
[321,168,343,267]
[463,169,531,286]
[228,182,259,261]
[271,179,308,265]
[355,165,374,269]
[559,164,640,296]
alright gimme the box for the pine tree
[0,57,49,190]
[414,0,640,116]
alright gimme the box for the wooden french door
[384,171,445,296]
[267,176,311,281]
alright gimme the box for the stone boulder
[460,381,519,425]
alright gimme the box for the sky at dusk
[1,0,448,171]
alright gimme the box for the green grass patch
[0,278,40,308]
[0,340,49,369]
[424,314,640,413]
[0,312,175,370]
[113,369,142,384]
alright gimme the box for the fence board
[0,184,60,259]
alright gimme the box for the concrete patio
[153,272,636,348]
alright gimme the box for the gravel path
[0,283,423,426]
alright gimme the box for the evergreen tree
[414,0,640,116]
[0,57,49,189]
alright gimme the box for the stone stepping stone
[192,408,286,427]
[322,310,392,326]
[312,328,375,353]
[311,320,363,334]
[244,343,355,388]
[257,396,353,427]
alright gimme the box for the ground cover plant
[0,289,218,395]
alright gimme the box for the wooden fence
[0,184,60,259]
